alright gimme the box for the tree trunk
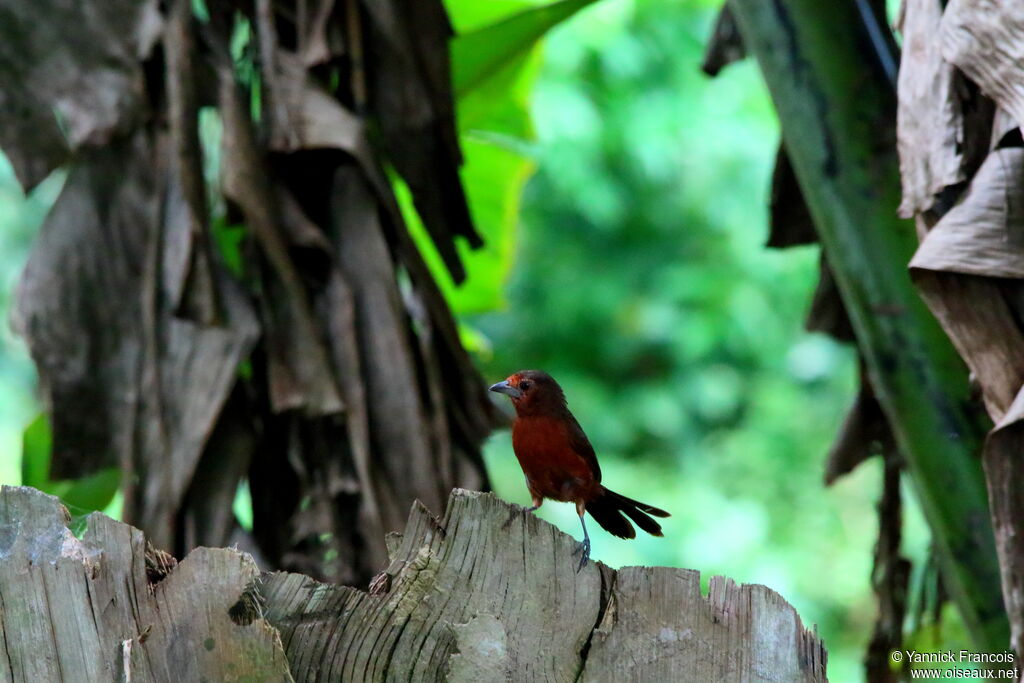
[0,485,827,681]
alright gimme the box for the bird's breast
[511,416,597,502]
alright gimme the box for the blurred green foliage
[0,157,57,487]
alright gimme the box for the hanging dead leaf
[361,0,480,283]
[824,369,894,485]
[910,148,1024,280]
[941,1,1024,129]
[11,133,260,553]
[896,0,965,217]
[909,145,1024,655]
[0,0,161,191]
[767,146,818,248]
[701,6,746,77]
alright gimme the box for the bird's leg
[573,500,591,572]
[502,495,542,529]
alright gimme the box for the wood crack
[575,566,616,680]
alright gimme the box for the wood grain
[0,486,826,681]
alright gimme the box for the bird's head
[489,370,566,416]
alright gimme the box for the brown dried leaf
[216,56,344,416]
[179,388,259,550]
[330,165,442,531]
[910,266,1024,656]
[296,0,340,66]
[165,0,220,324]
[361,0,480,282]
[767,146,817,248]
[12,135,158,477]
[941,0,1024,129]
[864,451,910,683]
[0,0,162,191]
[910,148,1024,279]
[982,420,1024,657]
[824,370,893,485]
[913,275,1024,420]
[896,0,965,217]
[134,271,260,548]
[910,132,1024,650]
[912,271,1024,656]
[388,213,501,448]
[257,13,368,155]
[701,5,746,77]
[11,133,260,552]
[805,256,855,343]
[255,32,393,205]
[320,268,384,559]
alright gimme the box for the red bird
[490,370,670,570]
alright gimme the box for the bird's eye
[519,380,532,391]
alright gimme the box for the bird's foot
[573,538,591,572]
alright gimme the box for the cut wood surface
[0,485,292,682]
[0,486,826,681]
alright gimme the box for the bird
[489,370,670,571]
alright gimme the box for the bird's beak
[489,380,522,399]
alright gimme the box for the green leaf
[191,0,209,22]
[396,139,533,316]
[401,1,598,318]
[20,413,120,515]
[55,468,121,516]
[451,0,600,97]
[446,0,543,34]
[234,479,253,530]
[213,217,247,278]
[21,413,52,489]
[399,51,539,316]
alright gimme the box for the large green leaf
[402,38,539,315]
[447,0,543,33]
[20,413,120,514]
[401,0,596,317]
[451,0,600,97]
[49,468,121,515]
[20,413,51,489]
[397,132,534,317]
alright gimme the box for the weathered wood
[262,492,605,682]
[0,486,826,681]
[582,569,825,682]
[263,489,826,681]
[0,486,292,681]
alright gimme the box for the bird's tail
[585,488,670,539]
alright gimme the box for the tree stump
[0,486,827,681]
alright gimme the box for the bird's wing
[565,413,601,483]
